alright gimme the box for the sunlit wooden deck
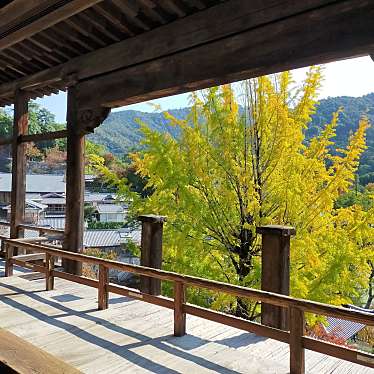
[0,261,372,374]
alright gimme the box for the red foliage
[307,324,348,347]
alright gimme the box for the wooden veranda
[0,1,374,373]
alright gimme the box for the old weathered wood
[0,0,55,34]
[19,129,67,143]
[45,253,54,291]
[184,304,289,343]
[0,0,369,101]
[19,223,63,236]
[302,336,374,369]
[63,87,110,275]
[107,284,174,310]
[139,215,166,295]
[62,86,83,275]
[258,225,295,330]
[4,242,13,277]
[13,253,45,262]
[10,89,28,245]
[0,328,81,374]
[5,239,374,327]
[174,281,186,337]
[0,0,105,52]
[0,136,12,146]
[98,264,109,310]
[2,239,374,371]
[289,307,305,374]
[76,0,374,109]
[52,269,99,288]
[0,270,370,374]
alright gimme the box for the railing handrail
[4,238,374,326]
[18,224,64,236]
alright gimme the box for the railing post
[289,306,305,374]
[98,264,109,310]
[138,215,166,295]
[45,253,54,291]
[257,225,295,330]
[174,281,186,337]
[5,242,14,277]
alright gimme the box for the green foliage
[335,187,373,210]
[125,69,373,320]
[87,221,124,230]
[309,93,374,185]
[0,108,12,136]
[87,95,374,188]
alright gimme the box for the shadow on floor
[0,280,245,374]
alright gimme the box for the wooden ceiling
[0,0,373,110]
[0,0,224,107]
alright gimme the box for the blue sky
[35,56,374,123]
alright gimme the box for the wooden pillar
[10,90,28,247]
[257,225,296,330]
[138,214,166,295]
[63,86,84,275]
[63,85,110,275]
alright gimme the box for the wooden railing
[2,238,374,374]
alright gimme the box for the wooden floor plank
[0,262,372,374]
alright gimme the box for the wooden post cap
[138,215,167,223]
[256,225,296,236]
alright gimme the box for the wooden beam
[10,90,28,242]
[76,0,374,109]
[0,0,55,34]
[19,129,67,143]
[0,136,12,146]
[0,0,105,52]
[0,0,346,100]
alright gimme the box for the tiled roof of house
[39,217,65,230]
[324,305,373,340]
[0,173,65,193]
[83,230,121,248]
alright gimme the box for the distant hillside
[308,93,374,185]
[88,108,189,155]
[89,93,374,185]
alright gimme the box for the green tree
[93,69,374,319]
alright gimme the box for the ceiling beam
[0,0,54,34]
[0,0,340,100]
[76,0,374,109]
[0,0,104,52]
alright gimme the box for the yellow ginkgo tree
[92,68,373,320]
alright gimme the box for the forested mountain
[89,93,374,185]
[308,93,374,185]
[88,108,189,154]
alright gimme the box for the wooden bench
[0,329,81,374]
